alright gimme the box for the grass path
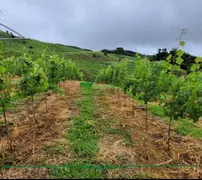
[50,83,106,178]
[50,82,136,178]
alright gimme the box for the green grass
[0,30,86,56]
[67,86,98,158]
[50,83,107,178]
[50,161,105,179]
[148,103,165,118]
[175,119,202,140]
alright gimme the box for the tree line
[150,48,199,72]
[102,47,201,72]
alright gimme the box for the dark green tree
[115,47,124,62]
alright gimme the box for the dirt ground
[0,81,202,179]
[95,88,202,179]
[0,81,81,179]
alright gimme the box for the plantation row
[96,42,202,151]
[0,50,83,139]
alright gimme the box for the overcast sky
[1,0,202,56]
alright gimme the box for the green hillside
[0,30,137,81]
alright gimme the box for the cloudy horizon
[1,0,202,56]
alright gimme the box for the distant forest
[102,47,199,72]
[150,48,198,72]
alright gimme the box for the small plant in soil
[0,63,13,149]
[18,64,48,122]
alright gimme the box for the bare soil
[0,81,81,179]
[95,87,202,179]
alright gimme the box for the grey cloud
[1,0,202,56]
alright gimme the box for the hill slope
[0,30,137,81]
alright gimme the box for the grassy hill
[0,30,138,81]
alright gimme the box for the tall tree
[115,47,124,62]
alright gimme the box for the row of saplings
[0,51,83,151]
[95,46,202,156]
